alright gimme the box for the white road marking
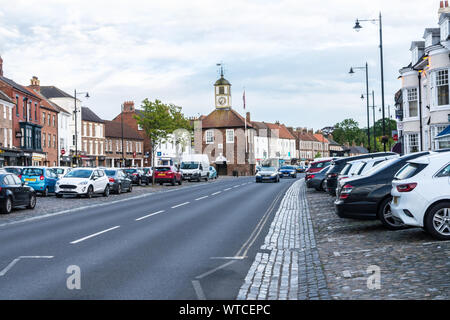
[224,188,232,191]
[211,191,221,196]
[70,226,120,244]
[195,260,236,280]
[210,256,246,260]
[0,256,54,277]
[171,202,190,209]
[191,280,206,300]
[233,185,239,188]
[135,210,165,221]
[195,196,209,201]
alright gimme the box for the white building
[397,2,450,153]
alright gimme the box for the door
[7,175,26,205]
[46,170,58,192]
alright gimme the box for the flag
[243,90,246,110]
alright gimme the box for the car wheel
[377,197,405,230]
[42,187,49,197]
[86,186,94,199]
[138,178,142,186]
[56,193,63,198]
[1,196,12,214]
[146,179,149,186]
[178,178,182,185]
[117,184,122,194]
[103,185,110,197]
[205,175,209,182]
[27,193,36,209]
[321,180,327,192]
[424,202,450,240]
[128,184,133,192]
[171,178,176,186]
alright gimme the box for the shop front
[0,148,23,167]
[32,152,47,166]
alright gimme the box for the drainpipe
[418,73,423,151]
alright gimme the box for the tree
[134,99,192,185]
[333,119,367,148]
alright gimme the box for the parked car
[208,166,218,179]
[154,166,182,186]
[296,165,306,173]
[306,159,333,174]
[0,173,37,214]
[326,152,397,196]
[391,152,450,240]
[20,167,59,197]
[351,156,399,178]
[279,166,297,178]
[334,152,431,229]
[49,167,72,179]
[180,154,210,182]
[123,168,148,185]
[256,167,280,183]
[104,169,133,194]
[141,167,153,183]
[3,166,24,176]
[55,168,110,198]
[306,166,330,191]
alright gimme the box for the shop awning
[436,125,450,139]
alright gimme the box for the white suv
[55,168,110,198]
[391,152,450,240]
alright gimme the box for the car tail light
[328,173,338,178]
[339,184,354,200]
[396,183,417,193]
[40,176,45,181]
[338,176,348,181]
[18,175,22,179]
[109,178,115,183]
[132,173,138,176]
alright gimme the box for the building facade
[0,89,15,166]
[81,107,106,167]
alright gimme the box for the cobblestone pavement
[238,179,331,300]
[0,177,235,226]
[307,186,450,300]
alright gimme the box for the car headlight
[256,173,261,177]
[56,181,60,185]
[271,173,278,177]
[79,181,88,185]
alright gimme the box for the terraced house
[81,107,106,167]
[397,1,450,153]
[0,89,14,166]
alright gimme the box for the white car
[391,152,450,240]
[55,168,110,198]
[49,167,72,178]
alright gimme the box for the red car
[306,159,333,174]
[154,166,182,186]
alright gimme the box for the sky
[0,0,441,130]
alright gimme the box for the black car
[326,152,396,196]
[0,173,37,214]
[104,169,133,194]
[334,152,431,229]
[306,166,330,191]
[123,168,148,185]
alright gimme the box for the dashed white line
[171,202,190,209]
[211,191,222,196]
[224,188,232,191]
[195,196,209,201]
[0,256,54,277]
[135,210,165,221]
[70,226,120,244]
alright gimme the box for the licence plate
[159,174,166,176]
[25,178,36,182]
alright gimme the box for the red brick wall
[40,107,58,166]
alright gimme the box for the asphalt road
[0,175,302,299]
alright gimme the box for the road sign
[61,149,66,155]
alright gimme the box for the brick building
[104,121,144,167]
[113,101,151,166]
[81,107,106,167]
[0,89,16,166]
[195,73,256,176]
[26,77,60,166]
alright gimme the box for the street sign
[61,149,66,155]
[157,152,162,156]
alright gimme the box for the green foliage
[314,152,322,158]
[333,119,367,147]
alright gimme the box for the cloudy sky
[0,0,441,130]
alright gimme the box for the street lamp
[363,91,378,152]
[353,12,387,151]
[74,90,89,167]
[349,63,371,152]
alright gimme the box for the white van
[180,154,210,182]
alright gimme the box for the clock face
[218,97,227,106]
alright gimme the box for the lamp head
[354,19,362,32]
[349,67,355,75]
[85,93,90,99]
[360,94,364,100]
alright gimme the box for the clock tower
[214,67,232,109]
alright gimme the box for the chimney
[439,1,450,14]
[308,128,313,135]
[123,101,135,113]
[0,56,3,77]
[29,76,40,92]
[246,112,251,123]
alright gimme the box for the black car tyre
[86,186,94,199]
[56,193,63,198]
[1,196,12,214]
[42,187,49,197]
[146,179,149,186]
[27,193,36,209]
[424,202,450,241]
[171,178,176,186]
[128,184,133,192]
[103,185,110,197]
[117,184,122,194]
[178,178,182,185]
[205,175,209,182]
[377,197,405,230]
[138,178,142,186]
[321,180,327,192]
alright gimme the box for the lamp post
[354,12,387,151]
[121,103,125,168]
[74,90,89,167]
[349,63,371,152]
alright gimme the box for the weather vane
[216,62,225,77]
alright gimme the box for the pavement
[0,175,299,299]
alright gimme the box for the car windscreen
[394,163,428,180]
[155,167,171,172]
[340,163,352,175]
[5,168,22,174]
[319,166,331,173]
[181,162,199,169]
[22,168,44,176]
[363,158,398,176]
[51,168,66,175]
[124,169,137,174]
[260,167,276,172]
[105,170,117,177]
[65,170,93,178]
[310,161,330,169]
[280,166,295,170]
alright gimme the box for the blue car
[279,166,298,178]
[20,167,59,197]
[208,166,218,179]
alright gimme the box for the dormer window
[412,47,419,65]
[425,33,433,47]
[441,19,449,41]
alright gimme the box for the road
[0,175,302,299]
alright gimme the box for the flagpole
[243,89,247,154]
